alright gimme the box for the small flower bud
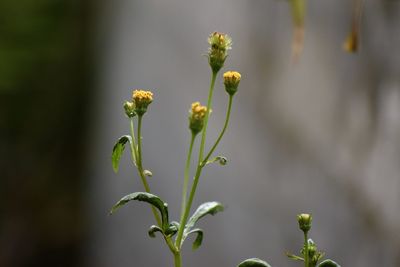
[189,102,207,135]
[297,213,312,233]
[208,32,232,73]
[123,101,136,118]
[132,90,153,116]
[223,71,241,96]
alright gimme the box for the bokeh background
[1,0,400,266]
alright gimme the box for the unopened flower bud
[208,32,232,73]
[123,101,136,118]
[297,213,312,233]
[223,71,241,96]
[132,90,153,116]
[189,102,207,135]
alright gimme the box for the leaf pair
[110,192,224,250]
[238,258,340,267]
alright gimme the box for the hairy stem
[304,232,309,267]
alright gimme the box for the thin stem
[304,232,309,267]
[129,118,138,165]
[202,95,233,165]
[198,71,217,165]
[175,71,218,248]
[173,251,182,267]
[131,117,178,256]
[179,133,196,223]
[136,115,162,227]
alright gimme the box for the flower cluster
[189,102,208,135]
[223,71,241,96]
[208,32,232,73]
[132,89,153,116]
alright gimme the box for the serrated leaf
[112,135,132,173]
[185,202,224,231]
[110,192,169,229]
[186,228,203,250]
[238,258,271,267]
[205,156,227,166]
[318,259,341,267]
[148,225,164,238]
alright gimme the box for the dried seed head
[208,32,232,73]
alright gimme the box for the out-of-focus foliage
[0,0,93,266]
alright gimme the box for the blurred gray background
[1,0,399,266]
[86,0,400,266]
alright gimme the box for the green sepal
[205,156,227,166]
[110,192,169,229]
[238,258,271,267]
[148,225,164,238]
[318,259,341,267]
[186,228,203,250]
[112,135,132,173]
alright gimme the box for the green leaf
[185,201,224,231]
[238,258,271,267]
[205,156,227,166]
[110,192,169,229]
[148,225,164,238]
[286,252,304,261]
[318,259,341,267]
[112,135,132,173]
[164,222,179,237]
[185,228,203,250]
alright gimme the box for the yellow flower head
[223,71,241,96]
[132,89,153,115]
[189,102,208,135]
[208,32,232,73]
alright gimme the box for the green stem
[202,95,233,165]
[173,251,182,267]
[129,118,138,165]
[132,117,178,256]
[136,115,162,227]
[175,71,218,248]
[304,232,309,267]
[198,71,217,165]
[179,133,196,224]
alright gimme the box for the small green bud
[132,89,153,116]
[123,101,136,118]
[189,102,207,135]
[208,32,232,73]
[297,213,312,233]
[223,71,241,96]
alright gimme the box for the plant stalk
[304,232,309,267]
[173,251,182,267]
[175,71,217,248]
[202,94,233,164]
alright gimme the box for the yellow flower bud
[132,90,153,116]
[208,32,232,73]
[223,71,241,96]
[189,102,208,135]
[123,101,136,118]
[297,213,312,233]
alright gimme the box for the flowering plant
[111,32,240,267]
